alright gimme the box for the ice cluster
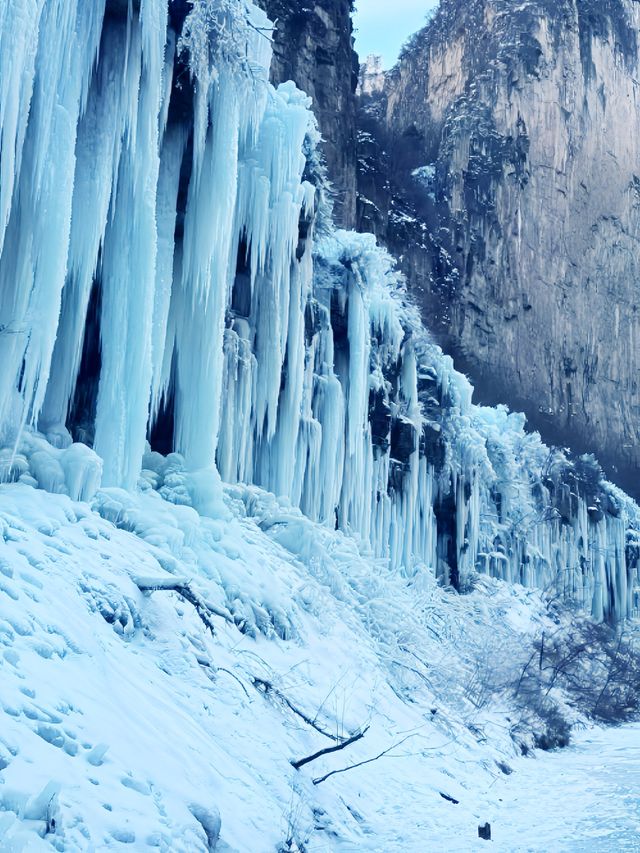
[0,0,638,622]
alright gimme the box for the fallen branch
[195,657,251,698]
[252,677,351,743]
[291,726,370,771]
[218,667,251,699]
[312,733,414,785]
[135,578,217,636]
[439,792,460,805]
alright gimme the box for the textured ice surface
[0,0,638,623]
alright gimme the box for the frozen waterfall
[0,0,638,623]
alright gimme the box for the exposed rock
[359,54,385,97]
[478,822,492,841]
[357,0,640,497]
[258,0,359,227]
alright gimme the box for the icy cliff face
[359,0,640,499]
[256,0,359,227]
[0,0,639,631]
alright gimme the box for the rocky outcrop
[358,0,640,497]
[258,0,359,227]
[359,54,385,97]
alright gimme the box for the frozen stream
[324,723,640,852]
[484,723,640,851]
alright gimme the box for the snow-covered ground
[0,475,599,851]
[1,477,636,851]
[486,724,640,852]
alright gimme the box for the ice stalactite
[94,3,170,489]
[0,0,638,622]
[0,0,107,436]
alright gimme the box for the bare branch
[218,667,251,698]
[252,677,353,743]
[312,733,414,786]
[135,578,217,636]
[291,726,371,771]
[593,632,625,717]
[515,648,538,698]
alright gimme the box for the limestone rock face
[258,0,359,227]
[358,0,640,496]
[359,54,385,97]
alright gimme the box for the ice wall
[0,0,638,622]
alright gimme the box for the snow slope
[0,477,563,851]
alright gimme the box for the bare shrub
[510,611,640,749]
[470,598,640,753]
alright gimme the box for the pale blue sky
[353,1,438,68]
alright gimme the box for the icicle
[41,20,133,431]
[0,0,638,623]
[0,0,44,256]
[0,0,107,436]
[151,125,187,420]
[94,1,168,488]
[174,73,241,470]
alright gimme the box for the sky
[353,1,439,68]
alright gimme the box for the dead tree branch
[291,726,370,771]
[135,579,217,636]
[312,733,414,785]
[252,677,352,743]
[218,667,251,698]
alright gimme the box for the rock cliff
[358,0,640,497]
[258,0,359,226]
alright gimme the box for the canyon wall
[358,0,640,497]
[258,0,359,226]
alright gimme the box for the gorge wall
[5,6,640,848]
[257,0,359,227]
[356,0,640,498]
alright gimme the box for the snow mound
[0,480,558,851]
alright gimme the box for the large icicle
[0,0,106,436]
[93,1,168,488]
[172,1,272,472]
